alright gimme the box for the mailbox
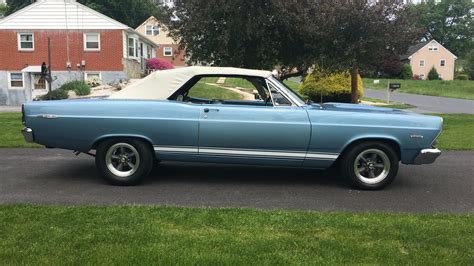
[389,83,401,91]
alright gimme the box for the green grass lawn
[363,78,474,100]
[0,205,472,265]
[187,82,243,100]
[1,112,472,150]
[436,114,474,150]
[223,77,255,91]
[0,112,41,148]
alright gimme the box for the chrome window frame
[266,76,306,107]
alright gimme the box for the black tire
[340,141,399,190]
[95,138,153,186]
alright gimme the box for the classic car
[21,66,442,189]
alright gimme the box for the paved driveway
[0,148,472,213]
[364,88,474,114]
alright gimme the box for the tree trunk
[350,67,359,104]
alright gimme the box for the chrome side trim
[37,114,58,119]
[414,148,441,165]
[153,146,339,161]
[21,127,34,143]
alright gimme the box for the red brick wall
[156,43,186,67]
[0,30,124,71]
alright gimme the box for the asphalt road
[0,148,472,213]
[364,88,474,114]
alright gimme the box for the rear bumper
[414,148,441,165]
[21,127,34,143]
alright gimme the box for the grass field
[436,114,474,150]
[363,78,474,100]
[0,205,472,264]
[187,81,243,100]
[1,113,472,150]
[0,112,41,148]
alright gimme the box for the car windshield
[269,76,306,106]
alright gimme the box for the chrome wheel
[105,143,140,178]
[353,148,390,184]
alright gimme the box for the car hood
[309,102,416,115]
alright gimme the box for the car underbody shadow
[145,161,347,188]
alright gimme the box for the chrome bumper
[21,127,34,143]
[414,148,441,165]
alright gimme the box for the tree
[410,0,473,57]
[167,0,420,103]
[166,0,316,73]
[428,66,440,80]
[0,4,8,18]
[5,0,166,28]
[311,0,422,102]
[464,50,474,80]
[400,64,413,80]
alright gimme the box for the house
[0,0,158,106]
[401,40,457,80]
[135,16,186,67]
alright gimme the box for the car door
[197,83,311,167]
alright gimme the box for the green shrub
[38,89,69,101]
[59,80,91,96]
[456,74,468,80]
[428,67,440,80]
[400,64,413,80]
[300,66,364,103]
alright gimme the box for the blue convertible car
[21,67,442,189]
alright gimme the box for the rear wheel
[95,138,153,186]
[340,142,399,190]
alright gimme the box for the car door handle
[204,108,219,113]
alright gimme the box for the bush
[59,80,91,96]
[380,56,402,78]
[300,66,364,103]
[38,89,69,101]
[428,67,440,80]
[400,64,413,80]
[86,76,102,87]
[456,74,468,80]
[147,58,174,70]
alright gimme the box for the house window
[428,45,439,51]
[128,37,136,58]
[440,59,446,67]
[9,73,24,88]
[84,33,100,51]
[419,60,425,67]
[18,33,34,51]
[85,72,101,80]
[145,25,159,36]
[163,47,173,57]
[146,45,152,59]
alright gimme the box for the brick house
[0,0,158,105]
[401,40,457,80]
[135,16,186,67]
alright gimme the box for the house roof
[110,66,273,100]
[400,40,457,60]
[0,0,158,46]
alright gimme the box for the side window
[181,76,271,106]
[268,83,292,106]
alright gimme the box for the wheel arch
[91,135,156,158]
[339,137,402,161]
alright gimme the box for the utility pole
[47,37,52,92]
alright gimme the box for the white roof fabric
[110,66,273,100]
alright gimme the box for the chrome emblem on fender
[410,134,424,139]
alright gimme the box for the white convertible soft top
[110,66,273,100]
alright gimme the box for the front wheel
[95,138,153,186]
[340,142,399,190]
